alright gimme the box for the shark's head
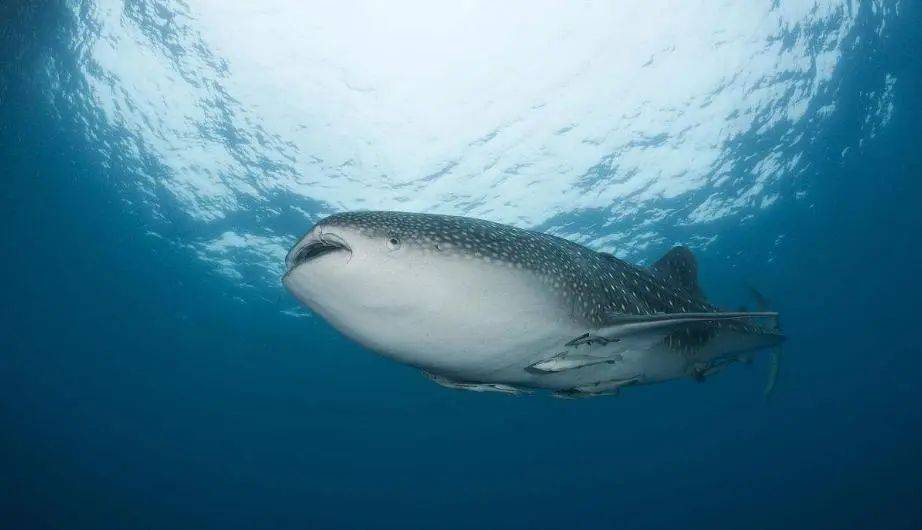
[282,211,572,373]
[283,212,446,312]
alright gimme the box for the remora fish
[282,211,784,397]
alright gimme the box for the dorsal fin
[650,246,705,300]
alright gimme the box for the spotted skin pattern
[314,211,775,354]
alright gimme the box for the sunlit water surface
[52,0,899,286]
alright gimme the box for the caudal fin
[764,344,783,400]
[748,285,784,400]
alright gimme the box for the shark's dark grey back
[319,211,715,326]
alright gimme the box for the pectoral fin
[424,372,531,395]
[553,375,643,398]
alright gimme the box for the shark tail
[764,344,783,401]
[748,284,783,400]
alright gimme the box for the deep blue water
[3,2,922,529]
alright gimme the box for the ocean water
[2,1,921,529]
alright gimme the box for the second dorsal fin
[650,246,704,300]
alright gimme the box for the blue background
[2,2,920,529]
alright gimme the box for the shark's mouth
[288,233,351,269]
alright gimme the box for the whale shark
[282,211,784,397]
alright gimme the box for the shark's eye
[386,235,401,250]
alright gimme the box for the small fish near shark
[282,211,785,398]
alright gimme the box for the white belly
[287,252,580,380]
[286,251,700,392]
